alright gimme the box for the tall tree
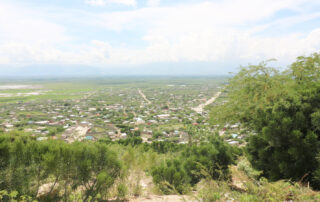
[210,53,320,189]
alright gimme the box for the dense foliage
[211,53,320,189]
[182,136,236,185]
[0,133,122,201]
[150,141,186,154]
[151,159,190,194]
[151,135,237,194]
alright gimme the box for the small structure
[157,114,170,119]
[121,133,127,138]
[85,136,94,141]
[135,118,145,125]
[232,134,238,138]
[37,137,48,141]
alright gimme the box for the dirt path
[138,89,152,104]
[129,195,197,202]
[192,91,221,113]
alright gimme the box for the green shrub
[150,141,185,154]
[151,159,190,194]
[0,134,122,200]
[182,136,235,185]
[117,183,128,200]
[211,53,320,189]
[118,137,142,146]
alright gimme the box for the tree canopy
[0,134,122,201]
[210,53,320,189]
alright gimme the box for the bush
[182,136,236,185]
[211,53,320,189]
[150,141,185,154]
[118,137,142,146]
[151,159,190,194]
[0,134,122,200]
[151,135,236,193]
[117,183,128,200]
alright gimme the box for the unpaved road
[129,195,197,202]
[138,89,152,104]
[192,91,222,113]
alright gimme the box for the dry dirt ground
[192,91,221,113]
[129,195,198,202]
[138,89,152,104]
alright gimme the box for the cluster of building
[0,82,245,146]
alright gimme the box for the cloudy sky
[0,0,320,76]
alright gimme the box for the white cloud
[85,0,106,6]
[0,3,69,44]
[85,0,136,6]
[96,0,316,32]
[88,29,320,66]
[87,0,320,65]
[147,0,160,7]
[0,0,320,69]
[0,2,71,65]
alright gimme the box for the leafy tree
[151,135,236,193]
[118,137,142,146]
[210,53,320,189]
[151,159,190,194]
[0,134,122,200]
[151,141,185,154]
[72,143,122,200]
[182,136,236,185]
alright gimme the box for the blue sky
[0,0,320,76]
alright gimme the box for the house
[227,140,239,145]
[35,121,49,125]
[37,137,48,141]
[121,133,127,138]
[135,118,145,125]
[85,136,94,140]
[230,124,240,129]
[157,114,170,119]
[4,124,13,128]
[24,128,33,132]
[148,120,158,124]
[232,134,238,138]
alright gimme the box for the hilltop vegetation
[1,132,320,201]
[0,54,320,201]
[0,131,239,201]
[211,53,320,189]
